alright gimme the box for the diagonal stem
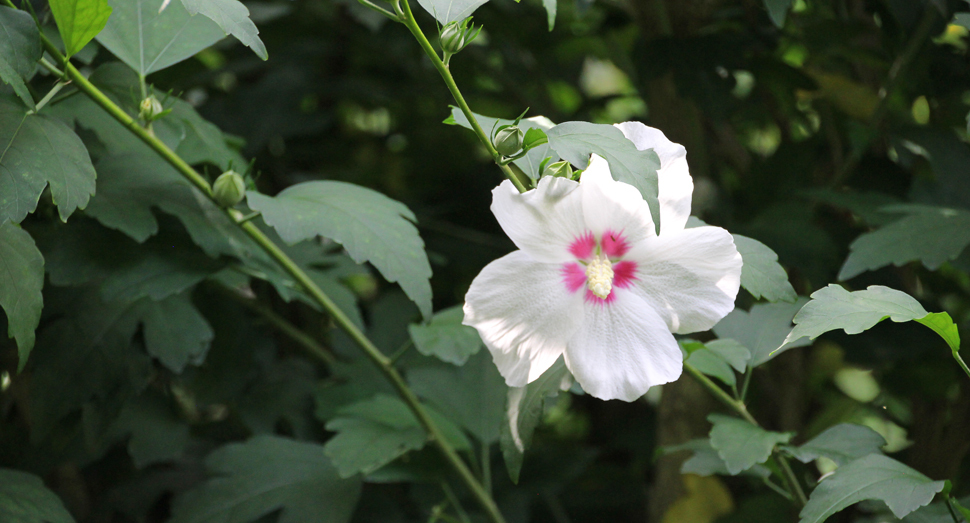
[27,21,505,523]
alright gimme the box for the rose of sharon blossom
[462,122,742,401]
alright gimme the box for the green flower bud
[440,22,467,55]
[139,95,164,122]
[542,160,574,179]
[494,126,523,157]
[213,170,246,208]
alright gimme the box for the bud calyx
[213,170,246,208]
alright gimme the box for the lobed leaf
[733,234,797,302]
[712,298,810,368]
[408,305,482,365]
[708,414,792,475]
[0,222,44,371]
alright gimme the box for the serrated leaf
[415,0,488,24]
[49,0,113,57]
[448,107,558,180]
[409,350,507,444]
[324,394,469,477]
[181,0,267,59]
[169,436,361,523]
[782,423,885,466]
[96,0,225,76]
[733,234,797,302]
[686,348,737,387]
[915,312,961,353]
[839,206,970,280]
[765,0,793,26]
[799,454,946,523]
[546,121,662,232]
[247,181,433,319]
[704,339,751,373]
[0,222,44,371]
[136,292,213,372]
[664,439,770,478]
[708,414,792,475]
[0,100,97,223]
[408,306,482,365]
[0,468,75,523]
[712,299,810,368]
[0,6,42,108]
[501,357,569,483]
[779,285,930,348]
[108,391,190,468]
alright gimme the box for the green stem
[953,350,970,382]
[33,27,505,523]
[441,481,473,523]
[774,452,808,507]
[28,80,70,114]
[397,0,528,194]
[945,496,962,523]
[740,369,753,401]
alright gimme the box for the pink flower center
[561,230,638,303]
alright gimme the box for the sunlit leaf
[49,0,113,57]
[712,299,810,368]
[415,0,488,24]
[408,305,482,365]
[708,414,792,475]
[733,234,796,302]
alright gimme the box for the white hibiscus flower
[462,122,743,401]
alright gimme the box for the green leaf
[0,468,75,523]
[180,0,267,60]
[782,423,885,466]
[665,439,770,478]
[0,100,97,223]
[408,306,482,365]
[708,414,792,475]
[839,206,970,280]
[542,0,556,31]
[169,436,361,523]
[414,0,488,24]
[49,0,113,57]
[712,299,810,368]
[686,348,737,387]
[522,127,549,150]
[733,234,797,303]
[247,181,433,319]
[501,357,569,483]
[96,0,225,76]
[0,6,42,108]
[108,390,190,468]
[136,291,213,372]
[409,350,507,444]
[0,222,44,371]
[704,339,751,373]
[765,0,793,27]
[915,312,961,353]
[779,285,930,348]
[798,454,947,522]
[448,107,558,180]
[546,121,662,232]
[324,394,469,477]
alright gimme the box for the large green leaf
[408,350,507,444]
[181,0,267,59]
[0,100,97,223]
[782,423,885,466]
[247,181,433,319]
[711,299,810,368]
[323,394,469,477]
[708,414,792,475]
[501,357,570,483]
[0,468,75,523]
[415,0,489,24]
[408,305,482,365]
[799,454,947,522]
[96,0,225,76]
[49,0,113,57]
[0,6,42,108]
[0,222,44,371]
[448,107,559,180]
[733,234,797,302]
[839,206,970,280]
[546,121,662,232]
[169,436,362,523]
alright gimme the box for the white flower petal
[626,225,742,334]
[491,177,586,263]
[614,122,693,234]
[564,291,682,401]
[581,155,656,244]
[463,250,584,386]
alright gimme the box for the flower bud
[213,170,246,207]
[494,126,523,157]
[440,22,466,55]
[542,160,573,179]
[139,95,164,121]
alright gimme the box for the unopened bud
[213,170,246,207]
[494,126,523,157]
[139,95,164,121]
[440,22,466,54]
[543,160,573,178]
